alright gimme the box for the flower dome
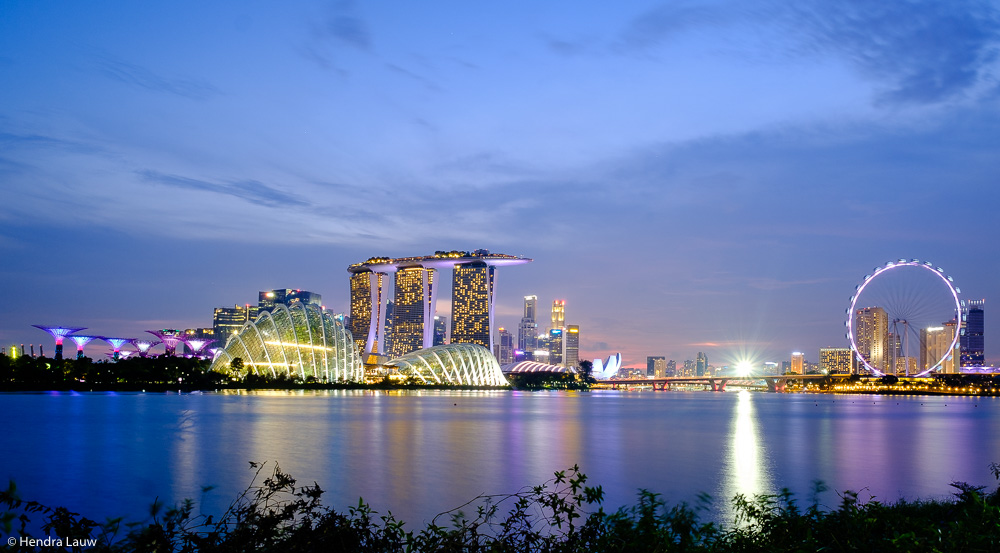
[384,343,508,386]
[211,303,363,382]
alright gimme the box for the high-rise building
[451,261,495,350]
[855,306,889,372]
[962,300,985,367]
[551,300,565,331]
[496,327,514,364]
[349,270,388,355]
[920,325,955,373]
[819,347,853,374]
[666,359,677,377]
[564,325,579,368]
[683,359,695,377]
[647,356,666,377]
[389,266,437,358]
[433,316,447,346]
[213,305,257,345]
[548,328,564,365]
[518,295,538,360]
[696,352,708,377]
[790,352,804,374]
[259,289,322,312]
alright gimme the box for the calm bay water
[2,390,999,527]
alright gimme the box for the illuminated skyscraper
[855,306,889,372]
[451,261,495,350]
[551,300,565,331]
[819,348,853,374]
[433,316,447,346]
[961,300,985,367]
[647,356,666,377]
[259,289,322,312]
[518,295,538,360]
[348,269,389,355]
[389,266,437,358]
[666,359,677,376]
[496,327,514,364]
[213,305,256,346]
[791,352,804,374]
[548,328,564,365]
[565,325,580,368]
[696,352,708,377]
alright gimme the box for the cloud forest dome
[211,303,363,382]
[384,343,508,386]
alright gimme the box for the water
[2,390,998,528]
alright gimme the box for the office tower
[349,270,388,355]
[819,347,853,374]
[683,359,695,376]
[920,325,954,372]
[433,316,447,346]
[496,327,514,364]
[548,328,564,365]
[647,356,666,377]
[518,295,538,359]
[791,352,804,374]
[451,261,495,350]
[389,266,437,358]
[564,325,580,368]
[259,289,322,312]
[696,352,708,377]
[551,300,565,331]
[855,306,889,372]
[666,359,677,377]
[213,304,257,345]
[961,300,985,366]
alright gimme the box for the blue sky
[2,1,999,367]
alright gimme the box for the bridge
[601,374,842,392]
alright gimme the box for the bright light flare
[735,361,754,377]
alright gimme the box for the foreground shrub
[2,463,1000,552]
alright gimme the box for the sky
[2,0,999,368]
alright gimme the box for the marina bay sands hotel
[348,250,531,362]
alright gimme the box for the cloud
[137,170,310,208]
[791,1,1000,105]
[96,57,219,100]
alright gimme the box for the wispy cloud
[138,170,310,208]
[96,57,219,100]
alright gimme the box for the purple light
[69,335,97,359]
[132,340,160,357]
[147,329,182,356]
[32,325,87,359]
[184,339,212,353]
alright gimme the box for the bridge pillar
[764,378,787,392]
[709,379,728,392]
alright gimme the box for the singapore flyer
[846,259,963,377]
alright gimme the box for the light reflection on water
[2,390,1000,527]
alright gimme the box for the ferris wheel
[846,260,963,377]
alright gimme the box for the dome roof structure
[211,303,363,382]
[384,343,508,386]
[501,361,577,374]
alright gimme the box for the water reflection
[721,391,771,518]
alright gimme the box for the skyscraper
[819,347,853,374]
[433,315,447,346]
[696,352,708,377]
[961,300,985,367]
[496,327,514,364]
[451,261,495,350]
[349,270,389,355]
[518,295,538,360]
[213,304,257,342]
[548,328,564,365]
[647,356,666,377]
[791,352,804,374]
[564,325,579,368]
[920,325,953,373]
[389,266,437,358]
[855,306,889,372]
[551,300,565,331]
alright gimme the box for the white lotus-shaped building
[384,343,509,386]
[211,303,364,382]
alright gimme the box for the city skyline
[2,2,999,367]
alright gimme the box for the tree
[578,360,596,384]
